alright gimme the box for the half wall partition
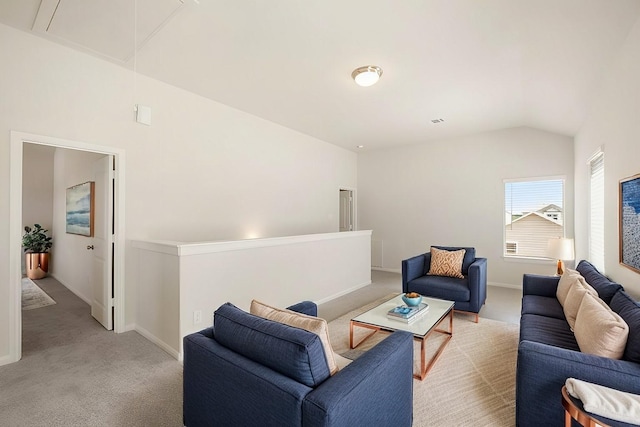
[131,230,372,359]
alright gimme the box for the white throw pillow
[556,268,583,307]
[574,293,629,359]
[563,280,597,330]
[250,300,339,375]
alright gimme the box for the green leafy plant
[22,224,53,253]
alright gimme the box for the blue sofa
[402,246,487,322]
[183,301,414,427]
[516,260,640,427]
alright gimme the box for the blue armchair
[402,246,487,322]
[183,301,414,427]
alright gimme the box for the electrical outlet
[193,310,202,324]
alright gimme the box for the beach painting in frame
[66,181,95,237]
[620,173,640,273]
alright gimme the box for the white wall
[51,148,107,303]
[22,144,54,232]
[0,24,357,364]
[357,127,574,287]
[21,144,55,274]
[574,15,640,297]
[131,230,372,359]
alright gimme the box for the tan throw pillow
[563,280,597,330]
[574,293,629,359]
[428,247,465,279]
[250,300,338,375]
[557,269,583,307]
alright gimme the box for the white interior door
[90,155,114,330]
[339,190,353,232]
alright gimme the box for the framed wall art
[66,181,95,237]
[620,173,640,273]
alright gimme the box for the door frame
[9,131,126,364]
[339,187,357,232]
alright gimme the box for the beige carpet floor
[2,276,183,427]
[328,296,519,427]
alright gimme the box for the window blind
[589,152,605,271]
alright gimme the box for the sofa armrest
[402,254,427,292]
[516,340,640,427]
[522,274,559,297]
[468,258,488,310]
[286,301,317,317]
[303,331,413,427]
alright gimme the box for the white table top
[351,294,454,338]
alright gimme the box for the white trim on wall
[8,131,126,365]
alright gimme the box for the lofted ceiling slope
[1,0,640,151]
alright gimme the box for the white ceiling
[1,0,640,151]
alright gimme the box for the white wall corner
[134,324,180,361]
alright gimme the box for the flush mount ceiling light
[351,65,383,87]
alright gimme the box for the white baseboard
[0,353,18,367]
[488,281,521,290]
[134,324,181,361]
[50,274,92,305]
[372,267,401,274]
[314,281,372,305]
[123,323,136,333]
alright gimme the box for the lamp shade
[547,238,575,261]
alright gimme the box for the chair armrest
[467,258,488,309]
[523,274,559,297]
[286,301,317,317]
[516,340,640,426]
[402,254,428,292]
[184,330,311,427]
[303,331,413,427]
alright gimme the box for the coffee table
[350,294,454,380]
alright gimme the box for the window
[589,150,605,271]
[504,178,565,258]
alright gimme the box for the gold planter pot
[25,253,49,280]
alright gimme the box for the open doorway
[8,131,126,364]
[339,188,356,232]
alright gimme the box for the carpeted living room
[2,1,640,426]
[6,271,522,426]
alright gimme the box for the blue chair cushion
[521,295,565,320]
[433,246,476,275]
[610,290,640,363]
[213,303,330,387]
[408,275,470,302]
[576,260,623,305]
[520,314,580,351]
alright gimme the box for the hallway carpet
[0,277,183,426]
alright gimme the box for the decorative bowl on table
[402,292,422,307]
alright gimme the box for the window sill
[502,256,556,265]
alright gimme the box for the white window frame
[588,147,605,272]
[503,176,566,260]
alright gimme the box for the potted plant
[22,224,52,279]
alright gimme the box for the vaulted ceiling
[1,0,640,151]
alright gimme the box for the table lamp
[547,237,575,276]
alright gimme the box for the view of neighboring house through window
[504,178,565,258]
[589,150,605,271]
